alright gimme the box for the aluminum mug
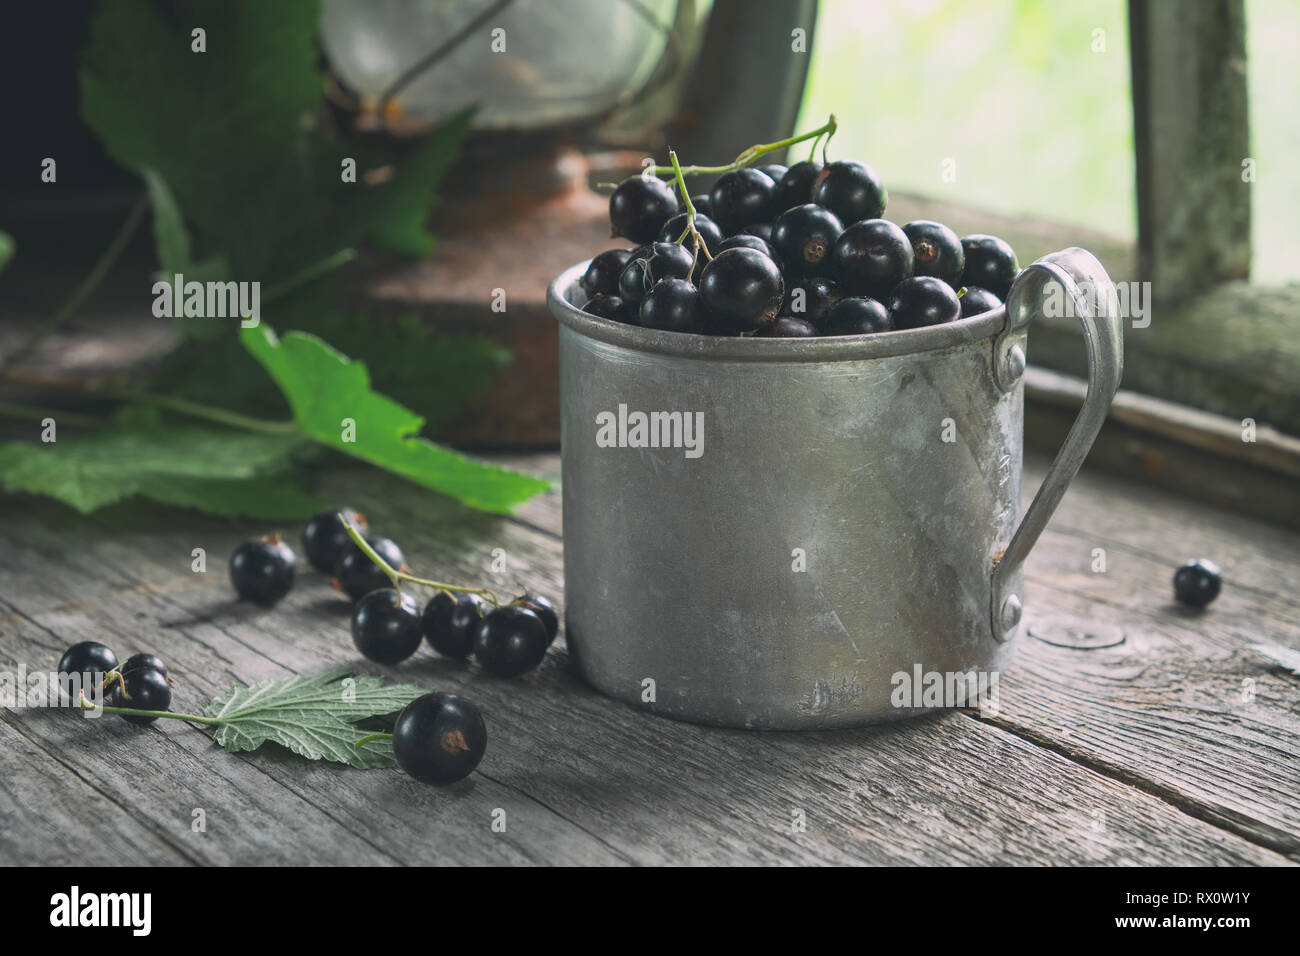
[548,247,1123,729]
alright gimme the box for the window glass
[798,0,1135,239]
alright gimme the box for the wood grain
[1,448,1296,865]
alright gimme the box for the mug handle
[988,247,1124,642]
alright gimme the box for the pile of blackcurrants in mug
[582,158,1020,337]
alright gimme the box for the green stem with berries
[667,149,713,266]
[649,114,837,178]
[79,692,222,725]
[338,513,500,605]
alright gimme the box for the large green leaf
[80,0,323,277]
[0,409,320,517]
[204,667,427,768]
[242,324,550,512]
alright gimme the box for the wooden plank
[1129,0,1251,294]
[1025,367,1300,531]
[0,717,195,866]
[0,469,1290,865]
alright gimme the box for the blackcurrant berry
[57,642,118,701]
[423,591,486,658]
[1173,559,1222,608]
[609,175,677,244]
[822,296,892,335]
[657,213,725,251]
[782,277,844,326]
[392,692,487,786]
[709,168,777,233]
[812,160,887,223]
[959,235,1019,300]
[690,193,712,218]
[756,316,819,337]
[700,247,784,324]
[119,653,167,679]
[959,286,1003,318]
[302,508,366,574]
[773,160,822,213]
[717,233,783,271]
[512,594,559,645]
[351,588,423,665]
[580,248,633,299]
[741,223,773,243]
[473,605,549,678]
[618,242,694,302]
[832,219,913,299]
[582,293,634,322]
[107,667,171,725]
[230,534,296,606]
[639,278,704,332]
[771,203,843,277]
[888,276,961,330]
[335,537,404,601]
[757,163,788,184]
[903,220,964,288]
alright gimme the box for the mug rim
[548,260,1008,363]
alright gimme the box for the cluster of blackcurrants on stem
[581,120,1019,337]
[57,642,172,723]
[229,509,559,679]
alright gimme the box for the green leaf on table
[1251,643,1300,678]
[204,667,427,768]
[0,408,321,518]
[242,324,550,512]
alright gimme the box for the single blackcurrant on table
[335,537,404,601]
[302,508,367,574]
[1173,559,1222,608]
[473,605,550,678]
[106,667,172,725]
[424,591,487,658]
[351,588,424,665]
[57,641,118,702]
[230,534,296,606]
[119,653,167,679]
[391,693,487,786]
[512,593,559,645]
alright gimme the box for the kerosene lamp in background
[318,0,814,446]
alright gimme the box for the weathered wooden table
[1,452,1296,866]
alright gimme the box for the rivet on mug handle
[989,248,1125,643]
